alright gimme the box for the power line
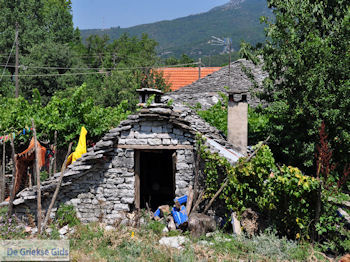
[0,62,199,71]
[0,62,201,77]
[0,33,17,81]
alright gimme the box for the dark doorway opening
[138,150,175,210]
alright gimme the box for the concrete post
[227,91,248,155]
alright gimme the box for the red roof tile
[156,67,221,91]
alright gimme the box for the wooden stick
[32,119,42,234]
[0,142,4,202]
[203,179,228,214]
[7,136,17,216]
[28,168,32,188]
[186,185,193,216]
[2,141,5,188]
[191,190,205,214]
[203,136,270,214]
[53,131,57,175]
[41,142,72,232]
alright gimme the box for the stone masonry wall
[12,118,195,225]
[10,103,239,225]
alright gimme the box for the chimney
[227,91,248,155]
[136,88,163,105]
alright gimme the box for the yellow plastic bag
[66,126,87,166]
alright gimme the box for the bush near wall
[198,137,349,255]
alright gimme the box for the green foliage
[250,0,350,171]
[81,34,170,109]
[197,93,228,136]
[19,40,85,104]
[196,94,271,144]
[0,85,130,148]
[146,220,165,235]
[198,135,348,254]
[164,54,195,67]
[0,207,26,239]
[315,190,350,255]
[197,136,319,239]
[56,204,80,227]
[40,171,49,182]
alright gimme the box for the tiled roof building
[157,67,221,91]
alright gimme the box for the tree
[252,0,350,172]
[0,0,77,97]
[82,34,169,109]
[19,40,86,104]
[164,54,196,67]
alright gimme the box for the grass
[67,222,327,262]
[0,206,334,261]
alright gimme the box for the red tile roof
[156,67,222,91]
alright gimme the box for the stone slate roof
[8,103,241,207]
[163,59,267,110]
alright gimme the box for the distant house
[156,67,221,91]
[164,59,267,110]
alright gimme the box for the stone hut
[9,89,245,225]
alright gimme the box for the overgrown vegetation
[242,0,350,177]
[197,135,350,255]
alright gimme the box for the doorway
[135,150,176,210]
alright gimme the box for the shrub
[198,136,319,239]
[56,204,80,227]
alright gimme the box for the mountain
[80,0,271,59]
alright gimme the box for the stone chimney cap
[136,88,163,95]
[228,91,248,103]
[227,90,248,95]
[137,88,163,104]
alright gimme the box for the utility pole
[198,58,201,80]
[15,22,19,98]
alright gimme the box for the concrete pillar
[227,91,248,155]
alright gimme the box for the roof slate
[164,59,267,109]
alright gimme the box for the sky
[71,0,229,29]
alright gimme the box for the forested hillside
[80,0,271,59]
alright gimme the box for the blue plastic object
[154,208,161,218]
[174,195,188,205]
[171,205,188,227]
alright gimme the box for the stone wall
[10,103,240,224]
[12,117,196,225]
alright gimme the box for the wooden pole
[15,22,19,98]
[186,185,193,216]
[53,131,57,175]
[0,142,5,202]
[28,168,32,188]
[32,119,42,234]
[42,142,72,232]
[2,138,5,190]
[7,136,17,216]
